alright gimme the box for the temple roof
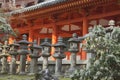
[10,0,115,15]
[10,0,67,14]
[9,0,117,21]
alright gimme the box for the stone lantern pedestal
[9,40,19,74]
[0,41,10,74]
[52,37,66,76]
[29,40,42,75]
[41,38,51,70]
[18,35,30,75]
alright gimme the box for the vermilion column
[51,24,58,60]
[28,30,34,61]
[81,16,88,60]
[28,30,34,42]
[37,37,40,45]
[8,36,14,62]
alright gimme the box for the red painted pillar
[8,36,14,62]
[81,16,88,60]
[28,30,34,61]
[28,30,33,42]
[51,24,58,60]
[37,37,40,45]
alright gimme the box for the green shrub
[71,20,120,80]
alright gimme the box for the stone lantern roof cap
[9,40,19,47]
[68,33,80,43]
[53,36,66,48]
[31,40,42,49]
[40,38,51,47]
[18,34,31,44]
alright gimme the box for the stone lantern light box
[40,38,51,57]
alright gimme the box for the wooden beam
[18,19,83,31]
[59,29,81,34]
[56,18,83,25]
[18,30,28,33]
[33,24,54,29]
[88,10,120,19]
[14,10,120,33]
[39,35,52,39]
[59,33,72,38]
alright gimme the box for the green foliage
[70,69,80,80]
[71,20,120,80]
[0,75,70,80]
[60,77,71,80]
[0,12,17,41]
[0,75,34,80]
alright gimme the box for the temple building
[0,0,120,60]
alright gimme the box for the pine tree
[0,10,16,42]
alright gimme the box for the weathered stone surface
[67,33,80,74]
[52,37,66,76]
[0,41,10,74]
[9,40,19,74]
[41,38,51,70]
[18,35,30,75]
[29,40,42,75]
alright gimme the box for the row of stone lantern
[0,33,85,76]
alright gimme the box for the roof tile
[10,0,67,14]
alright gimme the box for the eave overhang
[9,0,115,19]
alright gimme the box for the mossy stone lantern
[41,38,51,57]
[0,41,10,74]
[68,33,80,53]
[68,33,80,73]
[9,40,19,74]
[18,34,30,75]
[53,36,66,76]
[29,40,42,75]
[41,38,51,70]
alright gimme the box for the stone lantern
[52,36,66,76]
[68,33,80,73]
[0,41,10,74]
[9,40,19,74]
[18,34,30,75]
[41,38,51,70]
[29,40,42,75]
